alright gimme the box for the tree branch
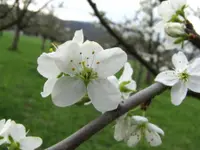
[46,83,166,150]
[87,0,158,76]
[0,0,18,19]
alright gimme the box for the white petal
[171,81,188,105]
[20,137,42,150]
[122,80,137,99]
[163,35,181,50]
[170,0,186,10]
[41,78,58,98]
[94,48,127,78]
[87,79,122,112]
[0,119,5,132]
[127,129,142,147]
[145,130,162,147]
[0,119,13,136]
[126,80,137,91]
[147,123,164,136]
[107,76,119,88]
[52,42,82,75]
[172,51,188,71]
[132,116,148,125]
[119,62,133,83]
[155,70,178,86]
[187,75,200,93]
[72,29,84,44]
[157,1,175,21]
[10,123,26,142]
[52,76,86,107]
[37,53,60,78]
[80,40,103,67]
[114,118,129,141]
[187,58,200,75]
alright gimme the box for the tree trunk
[41,36,46,51]
[10,26,20,51]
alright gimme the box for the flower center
[78,61,98,85]
[178,70,189,82]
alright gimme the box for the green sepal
[75,95,90,106]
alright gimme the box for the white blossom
[155,51,200,105]
[0,119,13,145]
[114,114,131,141]
[127,116,164,147]
[164,22,186,37]
[37,30,84,98]
[108,62,136,99]
[157,0,187,22]
[39,30,127,112]
[8,122,42,150]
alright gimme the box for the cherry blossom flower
[155,51,200,105]
[40,30,127,112]
[127,116,164,147]
[108,62,136,99]
[37,30,84,98]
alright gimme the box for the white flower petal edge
[124,116,164,147]
[9,123,26,141]
[145,130,162,147]
[9,122,42,150]
[37,52,60,79]
[20,137,43,150]
[87,79,122,112]
[41,78,58,98]
[52,76,86,107]
[155,51,200,106]
[114,115,129,141]
[132,116,148,125]
[95,48,127,78]
[155,70,179,86]
[172,51,188,71]
[187,76,200,93]
[72,29,84,45]
[147,123,164,136]
[127,130,142,147]
[171,81,188,105]
[119,62,133,83]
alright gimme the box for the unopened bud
[164,22,185,37]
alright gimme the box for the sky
[7,0,200,22]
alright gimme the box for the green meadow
[0,32,199,150]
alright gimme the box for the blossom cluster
[0,119,42,150]
[2,0,197,149]
[157,0,189,48]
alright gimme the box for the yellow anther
[49,48,54,52]
[96,62,100,64]
[72,68,75,71]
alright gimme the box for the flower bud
[164,22,185,37]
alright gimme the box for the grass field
[0,32,200,150]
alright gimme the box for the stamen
[72,68,75,71]
[96,61,100,64]
[51,43,58,49]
